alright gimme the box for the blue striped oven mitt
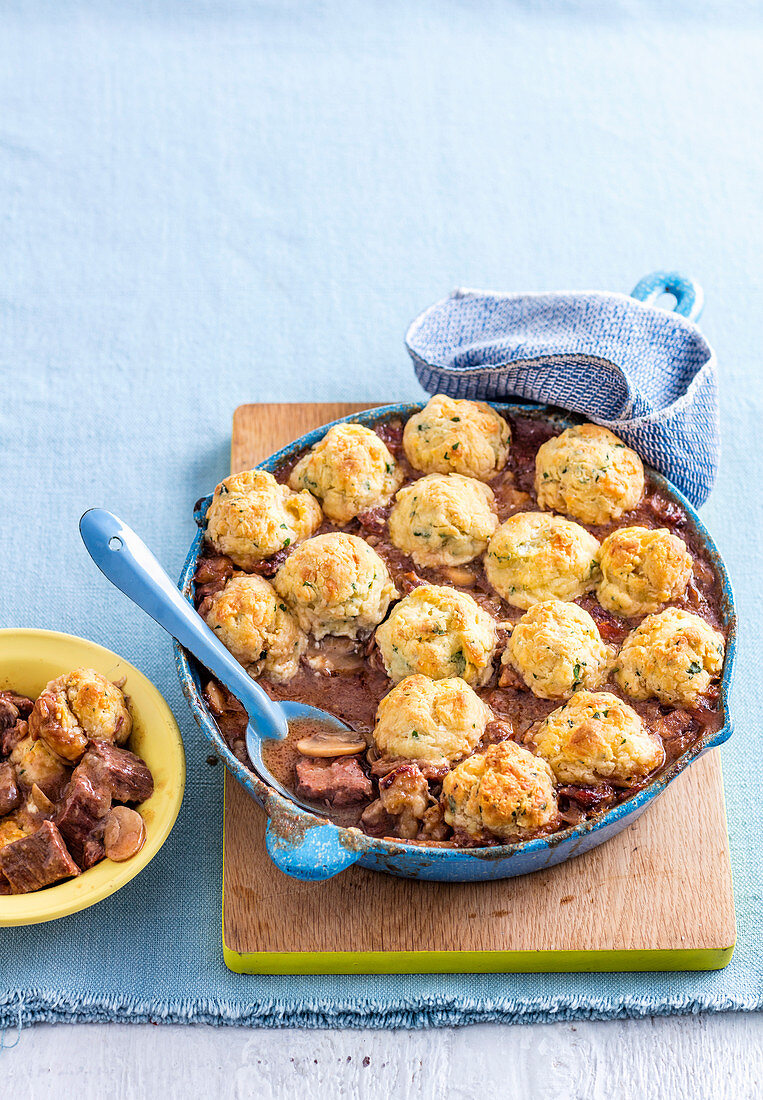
[405,271,719,507]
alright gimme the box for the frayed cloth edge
[1,989,761,1032]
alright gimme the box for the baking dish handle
[264,814,362,881]
[630,270,704,322]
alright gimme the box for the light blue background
[1,1,761,1026]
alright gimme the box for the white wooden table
[4,1015,761,1097]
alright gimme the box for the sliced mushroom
[303,637,365,676]
[30,783,55,814]
[441,565,476,587]
[103,806,146,862]
[296,729,367,758]
[204,679,227,715]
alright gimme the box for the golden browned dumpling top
[288,422,403,523]
[203,573,306,683]
[10,736,68,796]
[484,512,600,608]
[0,816,29,849]
[375,584,497,686]
[205,468,322,570]
[614,608,725,706]
[403,395,510,480]
[503,600,612,700]
[274,532,397,639]
[373,674,492,766]
[442,740,559,842]
[28,668,132,764]
[388,473,498,568]
[529,690,663,787]
[535,423,644,525]
[597,526,692,616]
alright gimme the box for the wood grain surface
[222,403,736,966]
[6,1015,763,1100]
[7,1014,763,1100]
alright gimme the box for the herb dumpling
[372,675,491,767]
[28,668,132,764]
[387,473,498,567]
[529,691,663,786]
[484,512,600,608]
[442,741,559,842]
[597,526,692,616]
[614,608,725,706]
[204,573,306,682]
[535,424,644,525]
[10,737,68,795]
[288,423,403,524]
[205,469,322,570]
[403,395,510,481]
[274,533,397,640]
[503,600,612,700]
[375,585,497,686]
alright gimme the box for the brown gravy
[196,411,728,844]
[264,717,371,828]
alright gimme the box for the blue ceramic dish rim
[174,401,737,865]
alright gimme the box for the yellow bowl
[0,628,185,926]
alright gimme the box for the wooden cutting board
[222,403,736,974]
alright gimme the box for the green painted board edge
[221,784,735,976]
[222,943,735,975]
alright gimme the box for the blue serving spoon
[79,508,354,812]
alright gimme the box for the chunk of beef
[492,475,532,516]
[647,708,700,762]
[482,718,516,745]
[55,765,112,869]
[359,798,396,837]
[557,783,616,814]
[374,418,404,458]
[83,742,154,804]
[0,692,33,758]
[249,547,290,577]
[194,554,234,587]
[0,691,34,725]
[578,598,631,644]
[379,763,430,839]
[398,570,427,595]
[295,757,372,806]
[419,802,450,841]
[371,756,449,782]
[647,492,686,527]
[194,554,234,608]
[0,719,28,758]
[649,708,696,741]
[450,825,500,848]
[0,821,80,893]
[0,763,21,816]
[356,506,389,536]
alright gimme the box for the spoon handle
[79,508,287,741]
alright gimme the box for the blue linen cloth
[406,285,719,505]
[1,0,762,1033]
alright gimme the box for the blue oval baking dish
[174,401,736,883]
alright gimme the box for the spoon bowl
[252,701,355,813]
[79,508,352,813]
